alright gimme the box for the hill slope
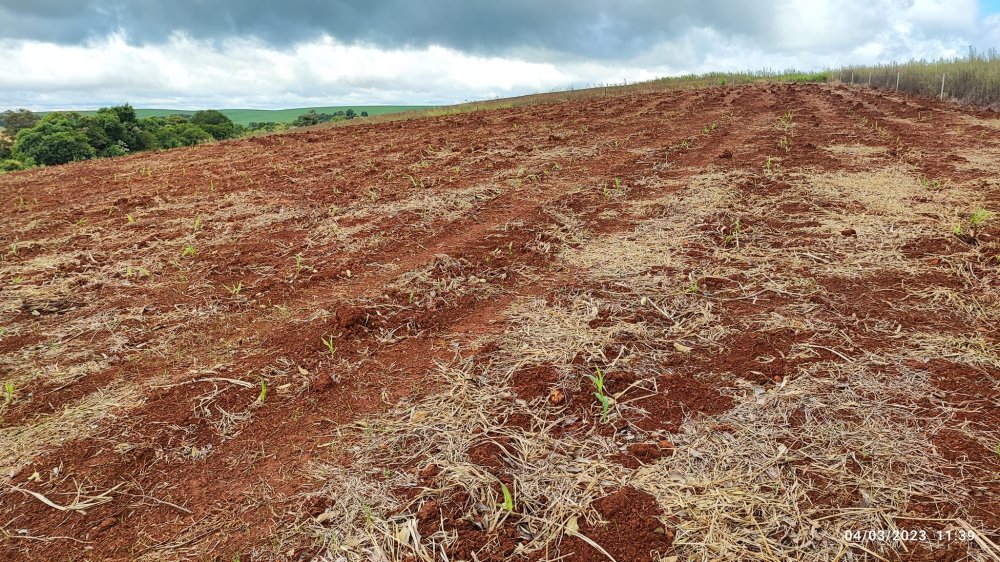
[1,83,998,562]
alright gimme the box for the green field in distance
[39,106,434,126]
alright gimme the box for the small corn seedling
[687,278,699,294]
[723,218,742,248]
[764,156,776,174]
[404,174,423,188]
[193,215,202,234]
[586,367,611,422]
[181,244,196,258]
[126,213,136,224]
[0,327,7,337]
[778,136,790,153]
[293,254,306,273]
[970,208,993,228]
[8,243,17,257]
[224,281,243,297]
[11,275,23,284]
[321,334,337,357]
[257,377,267,404]
[779,111,795,130]
[500,483,514,512]
[2,382,13,405]
[919,175,943,190]
[955,208,994,243]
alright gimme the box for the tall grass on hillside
[833,49,1000,108]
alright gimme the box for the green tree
[190,110,238,140]
[0,108,40,137]
[95,104,149,152]
[0,135,12,159]
[13,113,95,165]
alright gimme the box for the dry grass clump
[392,255,506,309]
[300,358,628,562]
[908,333,1000,369]
[564,171,742,277]
[822,143,888,159]
[0,381,148,479]
[631,359,994,561]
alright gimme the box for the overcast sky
[2,0,999,110]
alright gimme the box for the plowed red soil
[1,83,998,561]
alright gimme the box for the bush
[13,113,95,165]
[190,110,239,140]
[1,159,26,172]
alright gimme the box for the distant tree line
[1,104,370,174]
[246,108,369,132]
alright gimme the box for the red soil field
[1,83,998,561]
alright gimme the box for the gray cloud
[0,0,782,59]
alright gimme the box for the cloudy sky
[2,0,999,110]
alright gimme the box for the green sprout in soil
[919,175,943,190]
[224,281,243,297]
[779,110,795,130]
[3,382,14,405]
[181,244,196,258]
[765,156,775,173]
[954,208,994,242]
[586,366,611,422]
[257,377,268,404]
[970,208,994,227]
[126,213,136,224]
[294,254,307,273]
[687,278,699,294]
[322,334,337,357]
[778,136,790,153]
[500,483,514,512]
[723,218,742,248]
